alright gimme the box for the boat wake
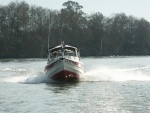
[82,65,150,82]
[1,64,150,84]
[0,68,50,84]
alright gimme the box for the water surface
[0,56,150,113]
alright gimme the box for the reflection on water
[45,82,80,93]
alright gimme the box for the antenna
[48,12,52,50]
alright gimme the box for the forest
[0,1,150,58]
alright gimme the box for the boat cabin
[48,45,80,60]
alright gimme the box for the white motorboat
[44,42,84,82]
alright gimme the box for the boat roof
[48,45,78,52]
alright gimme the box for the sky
[0,0,150,22]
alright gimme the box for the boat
[44,42,84,82]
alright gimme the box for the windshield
[64,49,76,56]
[50,50,62,58]
[50,48,77,58]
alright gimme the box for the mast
[47,12,52,62]
[48,12,52,50]
[101,39,103,56]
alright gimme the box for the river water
[0,56,150,113]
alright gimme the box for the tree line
[0,1,150,58]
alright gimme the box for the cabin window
[50,47,77,58]
[64,49,76,56]
[50,50,62,58]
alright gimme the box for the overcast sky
[1,0,150,22]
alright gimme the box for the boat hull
[45,58,84,82]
